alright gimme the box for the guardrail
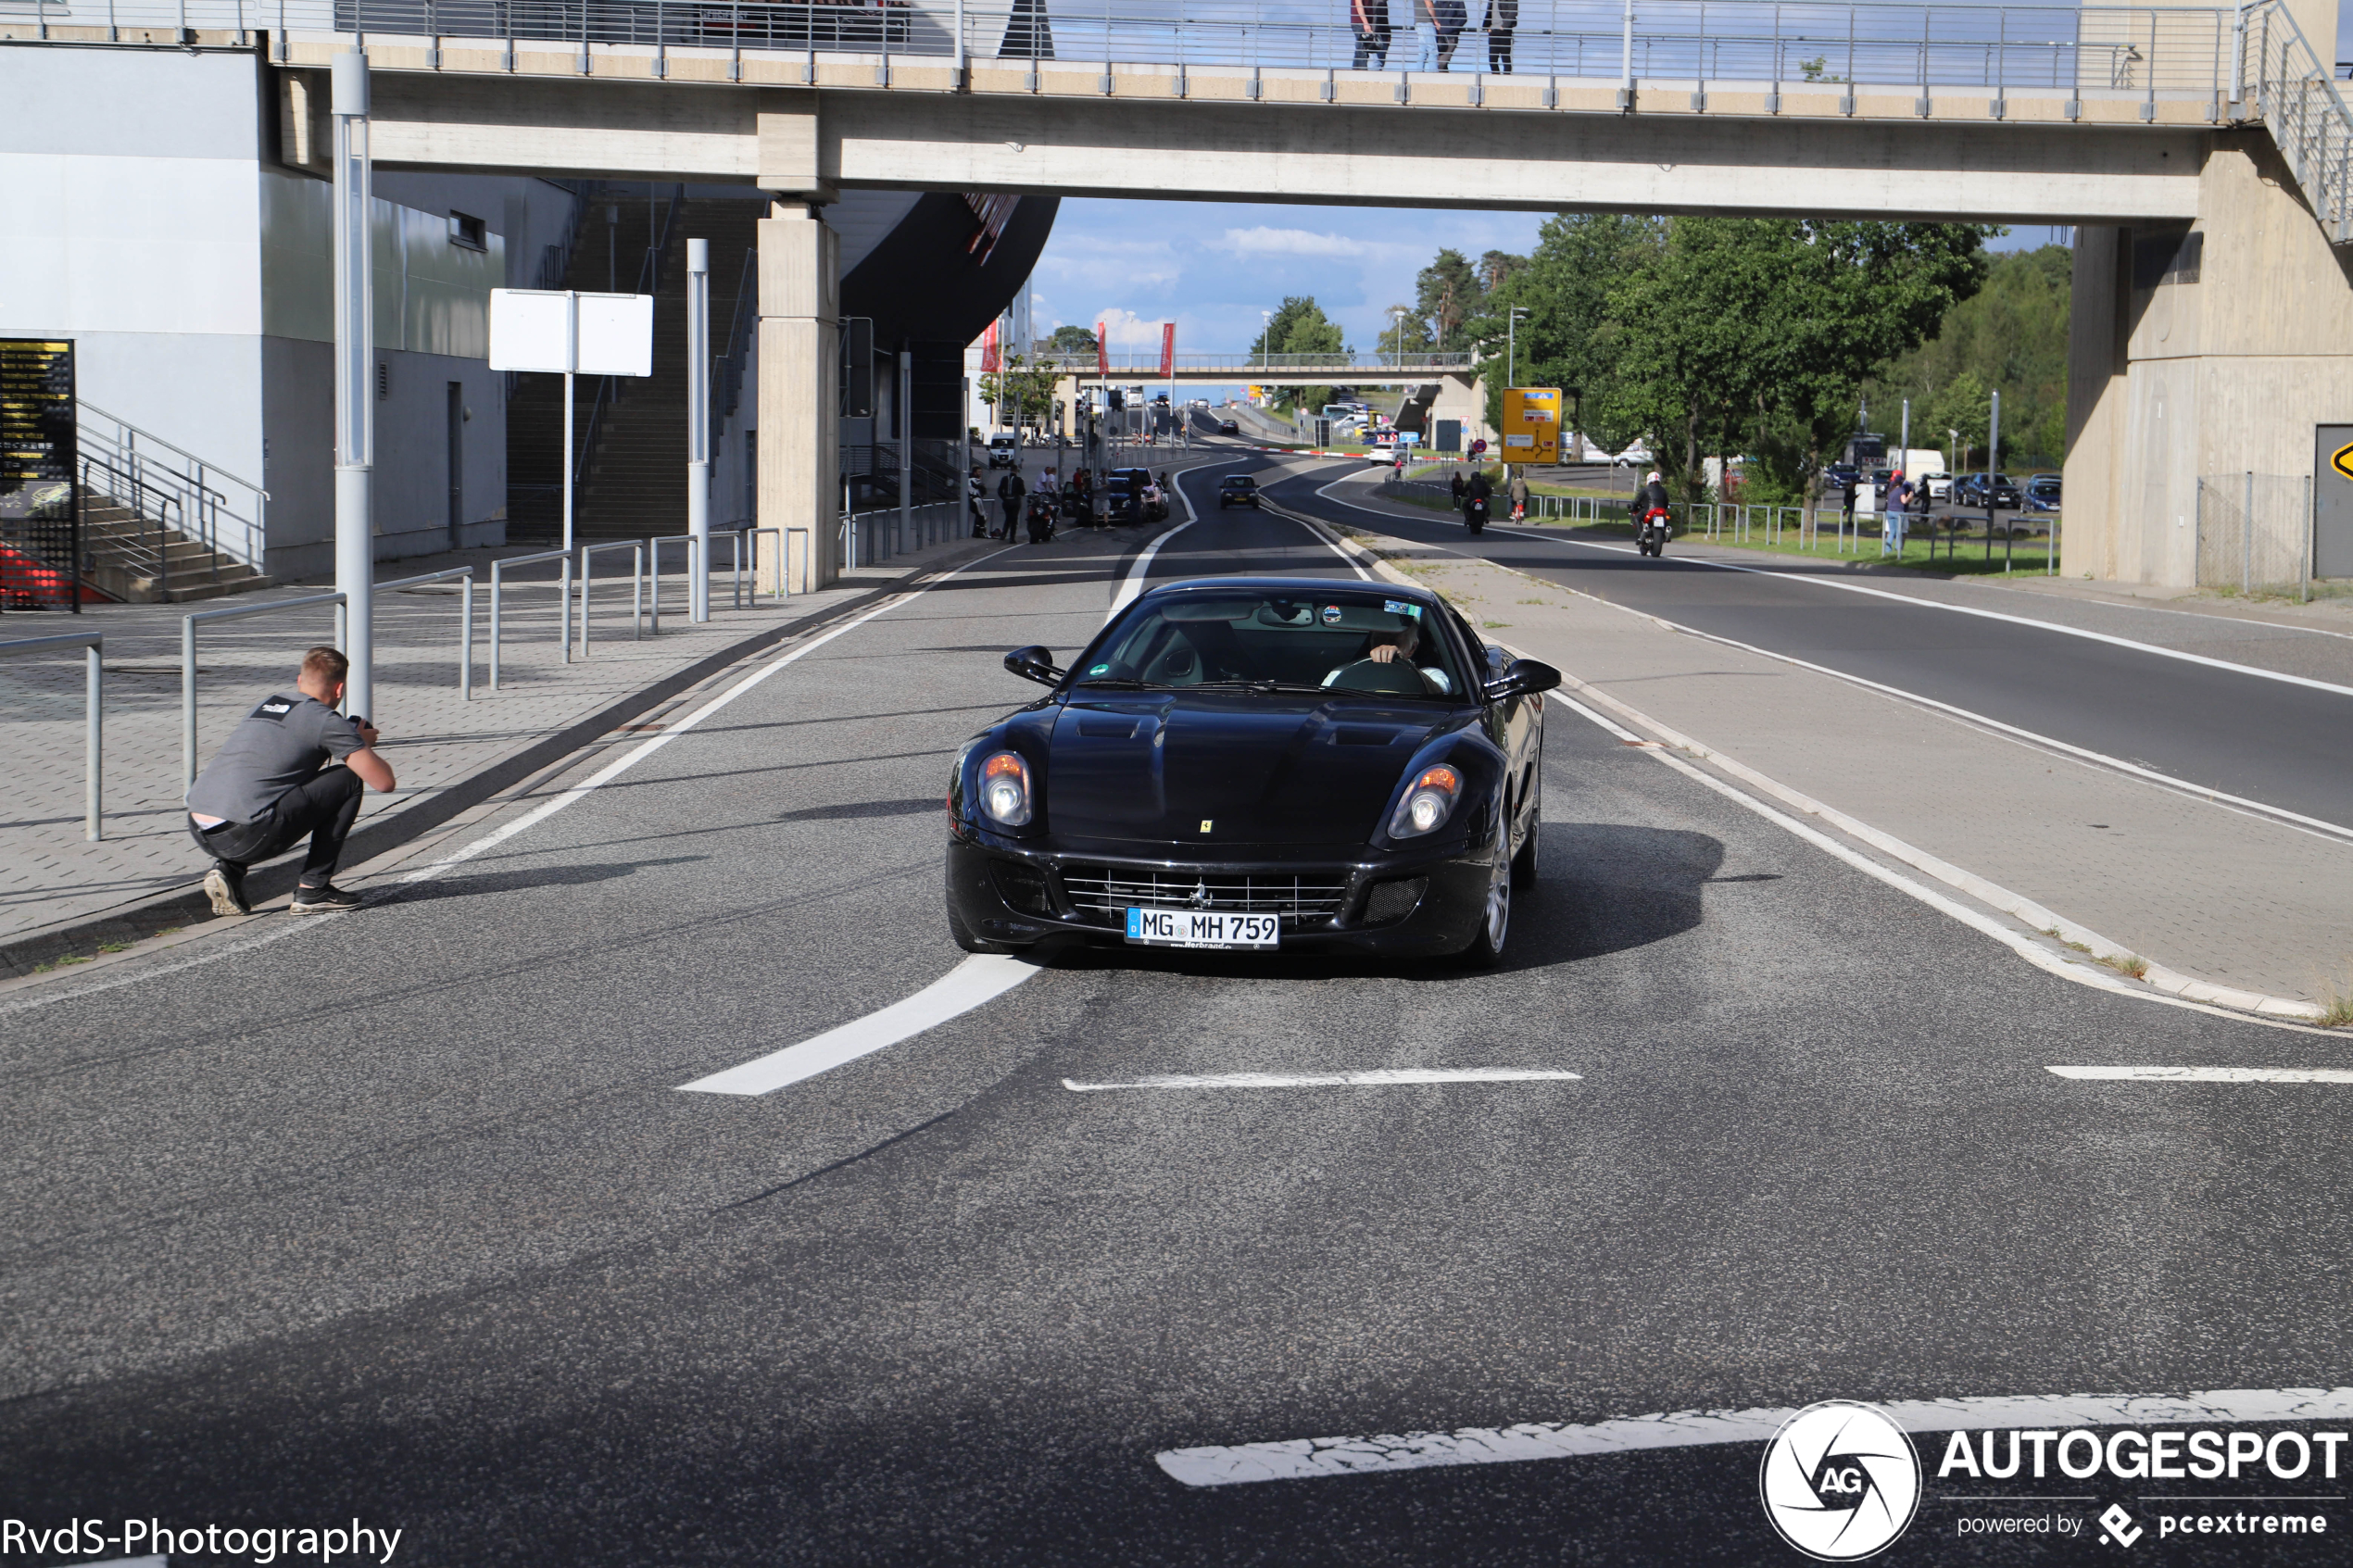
[646,533,698,632]
[578,540,645,655]
[181,591,348,788]
[6,0,2256,107]
[374,563,476,699]
[3,631,103,841]
[490,547,575,690]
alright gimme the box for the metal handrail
[489,546,576,690]
[645,533,698,633]
[577,540,645,655]
[79,399,269,577]
[181,591,349,788]
[375,564,476,700]
[2,631,103,841]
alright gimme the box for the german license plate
[1125,908,1280,948]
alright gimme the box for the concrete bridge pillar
[756,91,838,594]
[2063,132,2353,587]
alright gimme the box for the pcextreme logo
[1760,1400,1924,1561]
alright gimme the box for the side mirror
[1484,658,1562,702]
[1004,645,1063,686]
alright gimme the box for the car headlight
[1389,764,1461,839]
[979,751,1033,827]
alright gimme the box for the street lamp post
[1507,306,1529,387]
[331,48,374,721]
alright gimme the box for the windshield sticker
[1088,663,1111,674]
[1383,600,1422,619]
[1322,605,1343,625]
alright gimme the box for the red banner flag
[1159,322,1176,379]
[1097,322,1109,377]
[980,319,1000,373]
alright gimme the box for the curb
[0,546,996,980]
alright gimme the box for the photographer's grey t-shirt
[184,693,363,824]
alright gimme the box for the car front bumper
[945,837,1492,956]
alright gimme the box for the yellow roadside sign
[1503,387,1562,465]
[2332,440,2353,482]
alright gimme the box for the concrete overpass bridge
[9,0,2353,589]
[1032,352,1486,437]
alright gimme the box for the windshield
[1076,590,1470,700]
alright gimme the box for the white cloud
[1092,307,1175,346]
[1214,226,1374,259]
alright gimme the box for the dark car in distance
[945,579,1560,964]
[2024,473,2062,511]
[1216,420,1241,436]
[1218,474,1261,509]
[1956,471,2023,508]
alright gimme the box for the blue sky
[1025,199,2062,359]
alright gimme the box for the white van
[987,433,1021,469]
[1902,448,1950,500]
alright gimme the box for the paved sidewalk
[0,533,995,967]
[1322,508,2353,1012]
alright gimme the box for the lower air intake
[1361,877,1428,925]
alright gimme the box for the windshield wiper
[1191,679,1333,696]
[1072,677,1173,690]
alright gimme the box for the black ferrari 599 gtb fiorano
[945,577,1559,965]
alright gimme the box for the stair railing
[2239,0,2353,243]
[573,182,686,508]
[76,401,267,582]
[711,245,759,457]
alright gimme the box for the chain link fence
[2196,471,2312,597]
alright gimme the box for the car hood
[1044,694,1456,847]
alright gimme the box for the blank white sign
[487,288,652,376]
[578,292,653,376]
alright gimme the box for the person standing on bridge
[185,646,394,916]
[996,467,1026,539]
[1350,0,1391,69]
[1411,0,1441,69]
[1433,0,1467,69]
[1485,0,1516,71]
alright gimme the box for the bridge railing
[2240,0,2353,241]
[1025,350,1475,372]
[8,0,2252,106]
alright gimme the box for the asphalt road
[1254,458,2353,833]
[3,459,2347,1564]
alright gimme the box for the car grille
[1059,863,1353,927]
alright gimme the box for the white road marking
[1157,1386,2353,1487]
[1062,1068,1581,1091]
[2048,1065,2353,1084]
[678,953,1035,1096]
[1261,500,1375,580]
[1112,521,1194,619]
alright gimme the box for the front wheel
[1457,845,1512,968]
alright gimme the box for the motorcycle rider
[1635,469,1673,552]
[1506,468,1531,521]
[1463,465,1494,531]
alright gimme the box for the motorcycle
[1464,495,1490,535]
[1025,492,1058,545]
[1637,507,1671,557]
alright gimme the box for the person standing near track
[1484,0,1516,70]
[996,466,1026,539]
[184,646,395,916]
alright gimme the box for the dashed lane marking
[1062,1068,1581,1091]
[2047,1065,2353,1084]
[678,954,1036,1096]
[1156,1387,2353,1487]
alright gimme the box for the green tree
[1048,323,1099,355]
[1461,214,1663,454]
[1865,245,2071,467]
[1261,297,1347,412]
[1416,249,1485,352]
[978,354,1059,428]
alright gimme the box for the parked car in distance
[1103,467,1169,523]
[988,433,1021,469]
[1955,471,2023,508]
[1216,420,1240,436]
[1899,448,1950,501]
[1218,474,1262,509]
[1824,462,1861,494]
[2024,473,2062,511]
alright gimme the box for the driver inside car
[1322,619,1452,695]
